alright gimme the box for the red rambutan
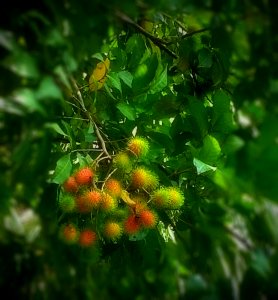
[75,167,94,186]
[78,229,97,247]
[63,176,78,193]
[138,210,157,228]
[124,215,141,234]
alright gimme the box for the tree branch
[115,10,178,59]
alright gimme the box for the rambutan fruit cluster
[57,135,185,247]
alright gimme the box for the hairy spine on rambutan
[61,223,79,244]
[74,167,94,186]
[63,176,78,193]
[103,221,123,240]
[104,178,122,198]
[78,229,97,247]
[127,136,149,158]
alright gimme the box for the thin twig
[181,28,209,39]
[101,168,118,190]
[92,120,111,159]
[69,76,111,159]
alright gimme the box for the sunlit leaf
[193,158,216,174]
[118,70,133,88]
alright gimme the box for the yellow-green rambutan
[131,167,158,190]
[100,192,117,212]
[113,151,132,172]
[165,187,185,209]
[127,136,149,158]
[151,188,170,209]
[58,194,76,213]
[103,221,123,240]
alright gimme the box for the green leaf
[12,88,45,114]
[107,72,122,93]
[118,70,133,88]
[45,123,68,136]
[84,122,96,142]
[116,102,136,120]
[92,53,104,61]
[193,158,216,174]
[149,65,168,94]
[251,249,271,278]
[212,90,235,133]
[36,76,63,101]
[198,135,221,165]
[3,51,39,79]
[51,153,72,184]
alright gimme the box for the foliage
[1,0,277,299]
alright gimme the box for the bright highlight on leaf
[89,58,110,91]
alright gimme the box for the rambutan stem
[101,168,118,190]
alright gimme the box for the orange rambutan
[78,229,97,247]
[103,221,123,240]
[127,136,149,158]
[63,176,78,193]
[104,178,122,198]
[61,223,79,244]
[138,210,157,228]
[74,167,94,186]
[75,194,94,213]
[84,189,102,209]
[124,215,141,234]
